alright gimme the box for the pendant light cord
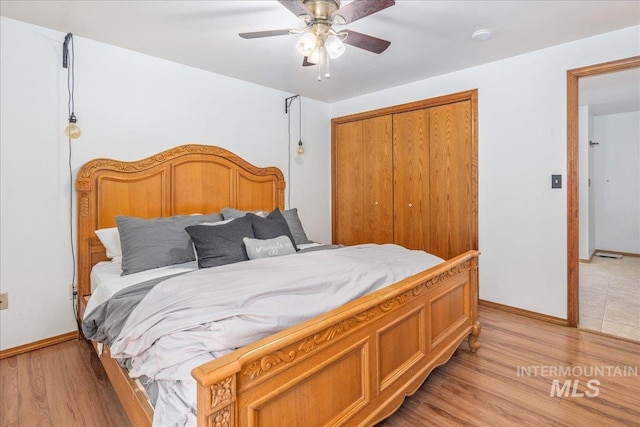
[64,33,79,324]
[285,94,301,208]
[66,33,76,120]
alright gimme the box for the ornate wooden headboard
[75,144,285,300]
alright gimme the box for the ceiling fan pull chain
[317,46,323,81]
[325,49,331,79]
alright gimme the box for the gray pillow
[116,213,223,275]
[281,208,312,245]
[247,209,298,251]
[243,236,296,260]
[221,207,267,220]
[185,216,254,269]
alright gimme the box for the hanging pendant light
[65,113,82,139]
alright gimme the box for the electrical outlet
[0,293,8,310]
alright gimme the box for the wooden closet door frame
[331,89,478,250]
[566,56,640,327]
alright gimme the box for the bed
[75,144,480,427]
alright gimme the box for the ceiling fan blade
[239,29,293,39]
[278,0,314,20]
[332,0,395,25]
[302,57,315,67]
[342,30,391,54]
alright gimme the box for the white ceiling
[1,0,639,107]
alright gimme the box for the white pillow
[243,235,296,260]
[95,227,122,263]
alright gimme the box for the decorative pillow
[221,207,268,220]
[185,216,254,269]
[116,212,223,275]
[95,227,122,263]
[281,208,312,245]
[243,236,296,260]
[247,209,298,251]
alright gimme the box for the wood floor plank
[0,355,19,427]
[40,340,93,426]
[16,350,52,427]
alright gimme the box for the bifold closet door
[333,115,393,245]
[429,100,474,259]
[393,108,431,251]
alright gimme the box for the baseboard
[0,331,78,359]
[479,300,568,326]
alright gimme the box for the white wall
[0,17,331,350]
[579,106,596,260]
[332,26,640,319]
[593,111,640,254]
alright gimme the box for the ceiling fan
[239,0,395,80]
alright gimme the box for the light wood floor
[1,307,638,427]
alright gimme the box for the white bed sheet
[86,261,199,319]
[86,242,322,320]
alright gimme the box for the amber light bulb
[297,141,305,156]
[65,113,81,139]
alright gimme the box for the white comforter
[109,244,443,427]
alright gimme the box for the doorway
[566,56,640,330]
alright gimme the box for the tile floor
[579,254,640,341]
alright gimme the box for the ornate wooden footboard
[192,250,480,427]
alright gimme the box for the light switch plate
[552,174,562,189]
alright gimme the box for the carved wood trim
[209,406,232,427]
[468,321,481,353]
[76,144,284,192]
[78,192,89,219]
[210,376,234,410]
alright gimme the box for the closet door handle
[408,203,413,208]
[374,201,379,206]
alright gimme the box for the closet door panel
[393,109,431,250]
[363,115,394,244]
[333,121,365,245]
[429,100,473,259]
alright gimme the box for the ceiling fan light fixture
[296,32,317,56]
[325,34,346,59]
[307,46,323,64]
